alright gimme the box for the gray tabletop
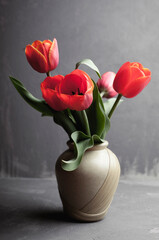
[0,177,159,240]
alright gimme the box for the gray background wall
[0,0,158,177]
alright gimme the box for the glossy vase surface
[55,141,120,222]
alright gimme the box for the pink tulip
[97,72,117,98]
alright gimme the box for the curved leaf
[62,131,93,171]
[61,131,105,171]
[9,76,53,116]
[75,59,101,79]
[10,76,77,136]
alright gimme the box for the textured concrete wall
[0,0,158,177]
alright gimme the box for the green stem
[53,110,77,138]
[108,94,122,119]
[81,110,91,136]
[46,71,50,77]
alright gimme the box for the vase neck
[87,141,109,151]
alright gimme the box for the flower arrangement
[10,38,151,171]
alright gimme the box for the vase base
[63,204,110,222]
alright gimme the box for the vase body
[55,141,120,222]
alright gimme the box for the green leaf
[71,110,91,136]
[86,81,110,138]
[92,134,105,144]
[62,131,105,171]
[10,76,77,137]
[62,131,93,171]
[53,110,77,137]
[9,76,53,116]
[104,98,123,116]
[75,58,101,79]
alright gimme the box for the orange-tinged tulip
[113,62,151,98]
[25,38,59,73]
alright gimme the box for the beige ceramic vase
[55,141,120,222]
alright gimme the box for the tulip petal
[122,75,151,98]
[25,45,48,73]
[60,73,87,95]
[59,93,93,111]
[48,38,59,70]
[58,69,94,111]
[41,75,63,90]
[41,88,66,111]
[32,40,42,47]
[43,40,52,59]
[32,40,45,55]
[116,62,130,77]
[101,72,116,87]
[71,69,93,88]
[131,62,143,69]
[32,40,49,65]
[113,66,131,93]
[43,40,52,50]
[142,68,151,77]
[68,69,94,94]
[41,75,67,111]
[130,66,145,81]
[60,69,93,95]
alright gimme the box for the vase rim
[87,141,109,151]
[67,140,109,151]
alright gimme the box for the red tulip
[25,38,59,73]
[41,69,94,111]
[58,69,94,111]
[97,72,117,98]
[41,75,67,111]
[113,62,151,98]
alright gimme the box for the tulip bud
[25,38,59,73]
[97,72,117,98]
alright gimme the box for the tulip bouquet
[10,38,151,171]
